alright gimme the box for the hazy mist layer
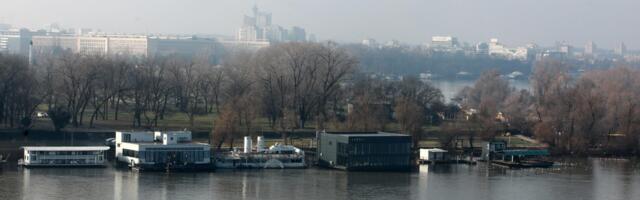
[1,0,638,48]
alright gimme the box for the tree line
[1,42,639,155]
[455,60,640,154]
[0,42,447,149]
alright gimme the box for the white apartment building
[32,35,148,56]
[488,38,530,61]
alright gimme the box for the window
[123,134,131,142]
[123,149,138,158]
[338,143,348,155]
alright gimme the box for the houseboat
[419,148,449,164]
[482,140,554,168]
[317,131,412,171]
[214,136,306,169]
[18,146,109,167]
[115,131,213,171]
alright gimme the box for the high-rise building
[253,5,272,27]
[584,41,596,55]
[557,42,573,56]
[307,34,317,43]
[235,5,307,45]
[289,26,306,42]
[362,38,378,47]
[475,42,489,55]
[237,5,274,42]
[615,42,627,55]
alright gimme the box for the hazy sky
[1,0,638,49]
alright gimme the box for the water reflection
[0,159,637,200]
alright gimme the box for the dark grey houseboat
[317,131,412,171]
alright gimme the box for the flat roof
[127,142,209,146]
[22,146,110,151]
[421,148,448,152]
[324,132,409,137]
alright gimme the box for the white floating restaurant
[214,136,306,169]
[115,131,212,171]
[19,146,110,167]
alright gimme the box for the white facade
[115,131,211,168]
[0,29,21,53]
[488,38,530,61]
[107,37,148,56]
[419,148,449,162]
[21,146,109,167]
[431,36,458,48]
[585,41,596,55]
[31,35,149,56]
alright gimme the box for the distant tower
[584,41,596,55]
[28,40,33,66]
[253,4,259,17]
[615,42,627,56]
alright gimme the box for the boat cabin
[419,148,449,164]
[20,146,110,167]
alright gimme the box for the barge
[18,146,109,167]
[482,140,554,169]
[215,136,306,169]
[418,148,477,165]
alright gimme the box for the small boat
[491,159,554,169]
[520,160,554,168]
[0,154,9,163]
[215,141,306,169]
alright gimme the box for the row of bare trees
[532,61,640,154]
[20,50,228,130]
[456,60,640,154]
[0,54,40,128]
[1,43,447,150]
[12,42,638,154]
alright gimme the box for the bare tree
[395,97,425,148]
[346,77,390,131]
[0,54,40,127]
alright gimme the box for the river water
[1,158,639,200]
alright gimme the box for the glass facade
[124,148,209,163]
[322,134,412,170]
[26,150,105,165]
[344,142,410,169]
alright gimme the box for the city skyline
[1,0,639,49]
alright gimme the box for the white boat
[0,153,9,164]
[215,137,306,169]
[19,146,110,167]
